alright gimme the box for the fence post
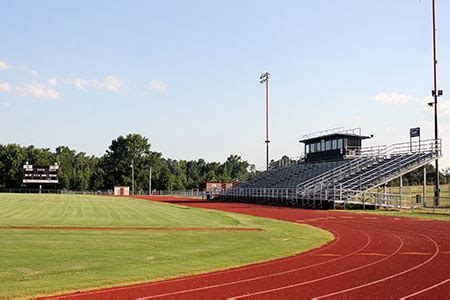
[423,166,427,207]
[399,175,403,211]
[320,186,323,208]
[362,192,365,210]
[333,185,336,210]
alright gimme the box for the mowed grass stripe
[0,226,263,231]
[0,194,243,228]
[0,194,332,298]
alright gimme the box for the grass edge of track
[334,209,450,221]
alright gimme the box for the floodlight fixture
[431,90,444,97]
[259,72,270,84]
[431,90,443,97]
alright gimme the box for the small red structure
[201,182,235,200]
[201,182,234,192]
[114,186,130,196]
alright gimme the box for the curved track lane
[39,197,450,300]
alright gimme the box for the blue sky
[1,0,449,168]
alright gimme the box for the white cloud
[98,75,124,91]
[47,77,57,87]
[66,78,88,90]
[14,64,38,76]
[374,92,410,105]
[0,82,12,92]
[438,99,450,116]
[17,81,60,100]
[148,80,167,92]
[422,96,433,104]
[0,60,38,76]
[66,75,124,92]
[0,61,9,70]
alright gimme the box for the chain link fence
[0,188,206,199]
[0,188,113,195]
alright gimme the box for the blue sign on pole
[410,127,420,138]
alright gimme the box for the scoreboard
[23,163,59,184]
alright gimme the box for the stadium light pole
[430,0,442,209]
[260,72,270,170]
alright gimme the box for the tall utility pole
[148,166,152,195]
[431,0,441,208]
[131,159,135,195]
[260,72,270,170]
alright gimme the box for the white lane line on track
[399,279,450,299]
[398,252,432,256]
[227,232,404,300]
[311,233,440,299]
[322,217,449,239]
[52,228,342,299]
[355,253,387,257]
[296,217,336,222]
[136,230,371,300]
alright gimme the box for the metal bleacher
[238,160,346,189]
[220,139,442,209]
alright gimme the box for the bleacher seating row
[236,160,347,189]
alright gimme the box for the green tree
[101,134,151,190]
[0,144,26,188]
[0,133,252,191]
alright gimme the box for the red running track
[39,196,450,300]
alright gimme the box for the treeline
[388,164,447,187]
[1,133,447,191]
[0,134,252,191]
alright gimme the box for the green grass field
[0,194,332,299]
[338,208,450,221]
[372,183,450,198]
